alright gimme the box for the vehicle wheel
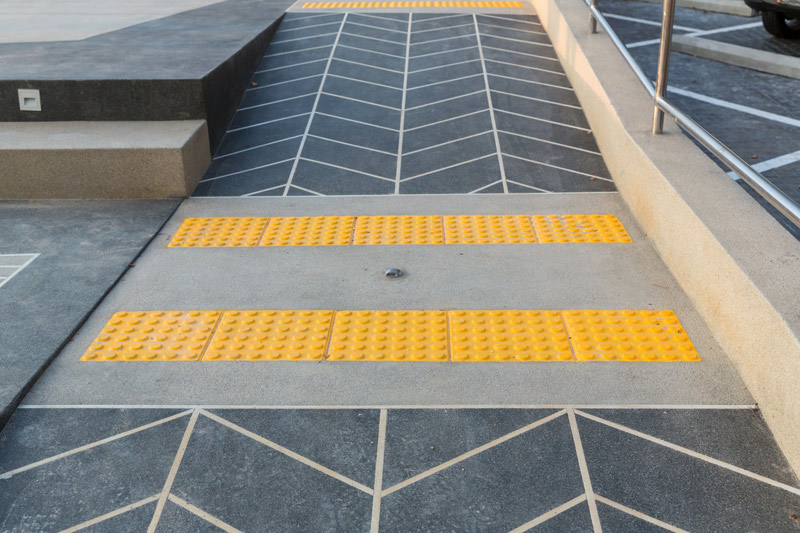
[761,10,800,38]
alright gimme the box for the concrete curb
[674,34,800,80]
[0,120,210,199]
[532,0,800,472]
[635,0,755,17]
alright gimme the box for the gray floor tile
[408,46,481,71]
[309,113,400,153]
[410,14,474,33]
[531,501,594,532]
[171,415,372,532]
[488,73,579,107]
[208,409,381,487]
[379,414,583,533]
[215,115,308,158]
[403,110,493,153]
[499,131,610,178]
[84,501,157,533]
[495,110,599,151]
[268,32,339,55]
[400,154,501,194]
[0,408,185,474]
[404,92,488,129]
[0,417,188,532]
[279,14,344,31]
[251,59,328,87]
[405,75,486,109]
[480,34,557,59]
[409,24,476,45]
[344,21,408,44]
[492,91,590,129]
[323,75,403,109]
[292,159,395,195]
[156,501,227,532]
[348,13,410,32]
[334,45,406,71]
[301,136,397,178]
[475,14,545,32]
[228,95,315,131]
[259,46,334,70]
[482,46,565,75]
[316,93,402,130]
[193,160,293,197]
[338,32,406,57]
[239,75,323,109]
[204,137,301,180]
[329,59,405,88]
[410,34,479,58]
[578,415,800,532]
[401,132,497,178]
[485,58,570,88]
[504,156,616,192]
[595,502,668,533]
[478,23,552,46]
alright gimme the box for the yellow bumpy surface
[168,217,269,248]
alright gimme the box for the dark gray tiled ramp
[194,12,614,197]
[2,407,797,531]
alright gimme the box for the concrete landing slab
[0,200,179,426]
[22,195,752,407]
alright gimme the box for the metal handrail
[587,0,800,229]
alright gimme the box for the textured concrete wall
[532,0,800,472]
[0,120,209,198]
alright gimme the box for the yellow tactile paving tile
[82,309,699,362]
[562,309,700,361]
[259,216,355,246]
[327,310,449,361]
[531,214,632,243]
[203,310,334,361]
[301,1,524,8]
[81,310,221,361]
[353,216,445,245]
[449,310,573,362]
[443,215,537,244]
[168,217,269,248]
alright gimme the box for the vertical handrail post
[590,0,598,33]
[652,0,676,134]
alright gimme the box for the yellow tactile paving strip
[168,215,631,247]
[82,309,699,362]
[301,1,524,8]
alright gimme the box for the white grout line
[468,179,503,194]
[289,184,325,196]
[271,32,339,45]
[241,184,286,197]
[284,14,348,197]
[327,73,403,90]
[603,12,698,32]
[504,153,612,181]
[255,58,327,73]
[332,56,405,73]
[668,86,800,129]
[227,112,311,133]
[506,179,551,193]
[316,111,400,131]
[19,404,759,410]
[346,20,408,34]
[405,108,488,131]
[382,410,567,496]
[410,22,475,35]
[594,496,689,533]
[485,58,566,77]
[264,44,332,58]
[0,253,38,290]
[401,153,496,182]
[147,410,199,533]
[412,33,478,46]
[478,17,507,195]
[480,33,553,47]
[307,133,398,156]
[626,21,764,47]
[370,409,389,532]
[413,14,471,23]
[405,89,485,110]
[341,31,408,46]
[200,409,374,494]
[482,44,560,62]
[0,410,192,480]
[200,158,295,183]
[478,22,548,35]
[236,93,317,112]
[494,108,591,131]
[409,58,480,74]
[396,13,412,196]
[403,130,494,156]
[167,494,242,532]
[727,148,800,180]
[409,44,478,59]
[508,494,588,533]
[320,91,402,110]
[61,495,161,532]
[300,157,396,182]
[568,409,603,532]
[213,136,303,160]
[337,44,406,58]
[488,72,574,92]
[492,89,581,109]
[575,410,800,497]
[498,129,602,155]
[407,73,482,90]
[626,38,661,48]
[245,73,323,91]
[478,14,543,26]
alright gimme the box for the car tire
[761,10,800,38]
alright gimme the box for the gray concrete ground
[0,200,178,423]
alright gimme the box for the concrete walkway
[1,6,799,533]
